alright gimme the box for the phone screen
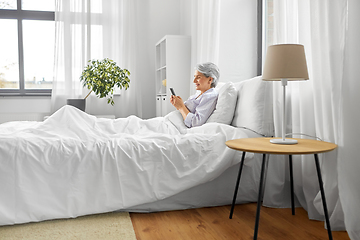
[170,88,176,96]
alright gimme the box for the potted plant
[67,58,130,111]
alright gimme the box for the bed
[0,76,273,226]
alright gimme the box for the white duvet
[0,106,254,225]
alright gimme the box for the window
[0,0,55,96]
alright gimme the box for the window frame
[0,0,54,96]
[257,0,263,76]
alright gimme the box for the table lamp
[262,44,309,144]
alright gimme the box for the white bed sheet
[0,105,257,225]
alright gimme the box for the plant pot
[67,99,86,111]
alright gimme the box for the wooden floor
[130,203,350,240]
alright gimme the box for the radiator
[0,113,48,124]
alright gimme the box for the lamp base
[270,138,298,145]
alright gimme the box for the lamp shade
[262,44,309,81]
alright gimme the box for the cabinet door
[161,95,168,117]
[156,96,162,117]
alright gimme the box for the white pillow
[231,76,274,136]
[206,82,237,125]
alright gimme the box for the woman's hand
[170,95,189,120]
[170,95,185,110]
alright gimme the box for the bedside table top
[225,138,337,155]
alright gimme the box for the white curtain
[340,0,360,238]
[263,0,349,233]
[52,0,141,117]
[190,0,221,94]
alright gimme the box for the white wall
[181,0,257,88]
[179,0,258,85]
[218,0,258,83]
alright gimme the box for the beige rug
[0,212,137,240]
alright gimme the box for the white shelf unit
[155,35,191,117]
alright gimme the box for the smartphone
[170,88,176,96]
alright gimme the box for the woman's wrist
[178,106,190,120]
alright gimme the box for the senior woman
[170,62,219,128]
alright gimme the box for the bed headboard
[208,76,274,137]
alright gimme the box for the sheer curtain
[192,0,221,64]
[263,0,348,232]
[190,0,221,94]
[52,0,140,117]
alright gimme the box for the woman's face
[193,70,213,93]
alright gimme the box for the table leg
[314,154,333,240]
[253,154,267,240]
[229,151,246,219]
[261,154,270,203]
[289,155,295,215]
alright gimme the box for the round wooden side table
[225,137,337,240]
